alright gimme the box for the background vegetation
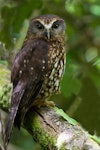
[0,0,100,149]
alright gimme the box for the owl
[5,14,66,148]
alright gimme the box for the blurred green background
[0,0,100,149]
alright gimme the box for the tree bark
[23,106,100,150]
[0,99,100,149]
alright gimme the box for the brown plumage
[5,14,66,149]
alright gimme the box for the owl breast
[38,41,66,100]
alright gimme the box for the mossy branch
[23,106,100,150]
[0,64,100,150]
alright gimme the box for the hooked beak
[46,29,50,39]
[44,29,51,39]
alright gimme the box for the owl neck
[23,32,65,48]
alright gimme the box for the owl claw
[33,100,55,107]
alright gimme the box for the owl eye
[52,23,59,29]
[35,22,44,30]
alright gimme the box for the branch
[0,65,100,150]
[1,102,100,150]
[23,106,100,150]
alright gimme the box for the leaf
[56,107,78,125]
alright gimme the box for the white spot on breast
[42,60,45,64]
[31,67,34,70]
[59,69,63,77]
[19,70,22,74]
[60,60,63,67]
[54,62,58,68]
[49,68,55,79]
[55,80,59,87]
[24,59,26,63]
[49,75,53,80]
[42,66,45,69]
[51,68,55,75]
[46,74,48,77]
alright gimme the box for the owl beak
[44,29,51,39]
[44,29,51,40]
[46,30,50,39]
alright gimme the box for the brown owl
[5,14,66,148]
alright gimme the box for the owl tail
[4,83,25,150]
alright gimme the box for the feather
[14,79,43,129]
[5,81,25,149]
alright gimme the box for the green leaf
[56,107,78,125]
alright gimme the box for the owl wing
[5,39,50,146]
[11,39,49,86]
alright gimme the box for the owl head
[28,14,66,40]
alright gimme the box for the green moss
[0,64,12,110]
[24,109,57,149]
[59,144,67,150]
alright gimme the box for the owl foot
[43,100,55,107]
[34,100,55,107]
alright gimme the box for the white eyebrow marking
[45,23,52,29]
[40,19,57,29]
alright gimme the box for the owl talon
[34,100,55,108]
[43,101,55,107]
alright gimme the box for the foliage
[0,0,100,149]
[0,63,11,111]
